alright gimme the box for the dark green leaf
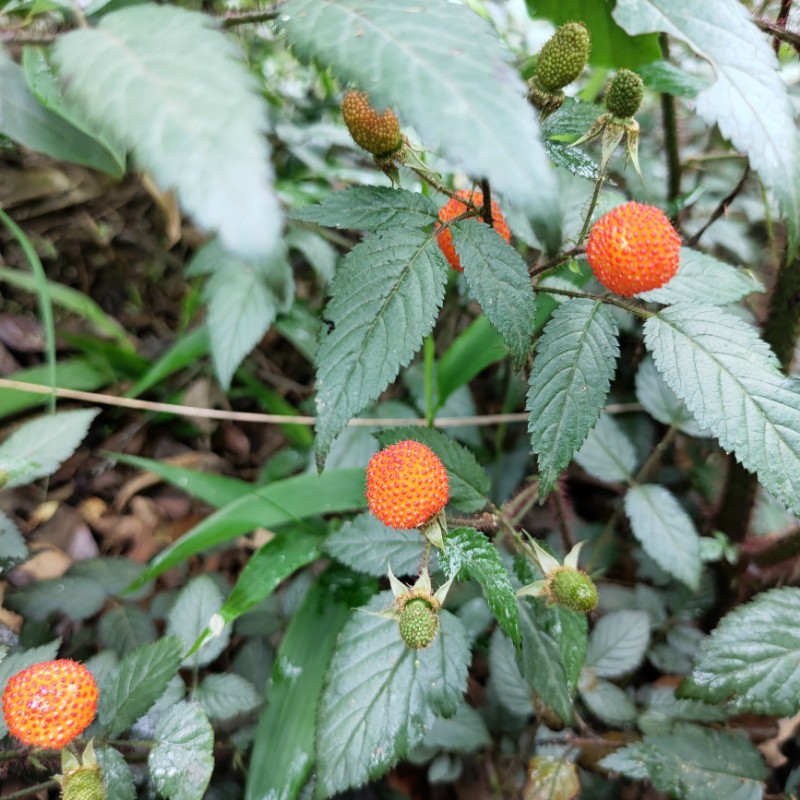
[529,0,661,68]
[541,97,604,140]
[97,637,183,739]
[376,427,490,513]
[544,140,602,180]
[578,672,637,725]
[451,220,536,368]
[314,228,447,465]
[315,591,470,798]
[586,610,650,678]
[148,701,214,800]
[440,527,520,645]
[638,60,711,98]
[7,576,107,621]
[96,746,136,800]
[422,703,490,753]
[681,587,800,717]
[218,528,321,625]
[0,511,28,576]
[644,304,800,517]
[291,186,438,230]
[625,485,702,589]
[600,722,766,800]
[324,512,424,577]
[488,629,533,717]
[613,0,800,256]
[54,4,281,259]
[245,570,375,800]
[98,606,157,657]
[527,299,619,498]
[193,673,262,722]
[279,0,561,250]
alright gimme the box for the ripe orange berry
[366,440,449,529]
[2,659,98,749]
[436,190,512,272]
[341,90,403,157]
[586,201,681,297]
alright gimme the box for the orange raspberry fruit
[2,659,98,749]
[366,440,449,529]
[341,90,403,157]
[436,190,512,272]
[586,201,681,297]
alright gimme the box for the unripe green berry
[62,765,106,800]
[547,568,598,613]
[605,69,644,119]
[398,598,438,650]
[535,22,591,92]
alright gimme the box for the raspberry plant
[0,0,798,799]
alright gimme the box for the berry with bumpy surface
[536,22,590,92]
[436,190,512,272]
[367,440,449,529]
[398,598,439,650]
[341,91,403,157]
[62,765,106,800]
[586,201,681,297]
[547,567,598,613]
[2,660,98,749]
[606,69,644,119]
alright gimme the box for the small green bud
[535,22,591,93]
[605,69,644,119]
[61,765,106,800]
[398,598,438,650]
[547,567,598,613]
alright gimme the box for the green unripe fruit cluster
[62,766,107,800]
[605,69,644,119]
[535,22,591,93]
[398,598,438,650]
[547,568,598,613]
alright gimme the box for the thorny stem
[687,165,750,247]
[659,34,682,211]
[479,178,495,228]
[530,246,586,279]
[757,17,800,54]
[535,285,651,317]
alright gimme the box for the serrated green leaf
[578,671,637,725]
[128,468,367,588]
[639,249,764,306]
[7,575,107,620]
[0,639,61,738]
[613,0,800,256]
[218,529,321,626]
[325,512,424,577]
[600,722,766,800]
[450,220,535,368]
[69,557,148,597]
[194,673,262,722]
[625,485,702,590]
[53,4,280,259]
[644,303,800,517]
[96,746,136,800]
[541,97,604,141]
[245,569,375,800]
[440,527,520,645]
[0,408,99,488]
[635,355,708,437]
[518,598,587,724]
[574,412,637,483]
[488,628,534,717]
[638,686,728,732]
[586,610,650,678]
[97,637,183,739]
[314,228,447,466]
[0,510,28,577]
[149,701,214,800]
[188,239,293,389]
[530,0,661,68]
[167,574,231,668]
[315,592,469,798]
[0,46,123,175]
[279,0,561,250]
[291,186,438,230]
[638,60,711,98]
[376,427,490,513]
[98,606,157,658]
[527,299,619,498]
[681,587,800,716]
[543,140,602,180]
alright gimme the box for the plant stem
[686,165,750,248]
[423,335,436,425]
[659,35,682,211]
[578,166,607,243]
[530,245,586,279]
[1,781,60,799]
